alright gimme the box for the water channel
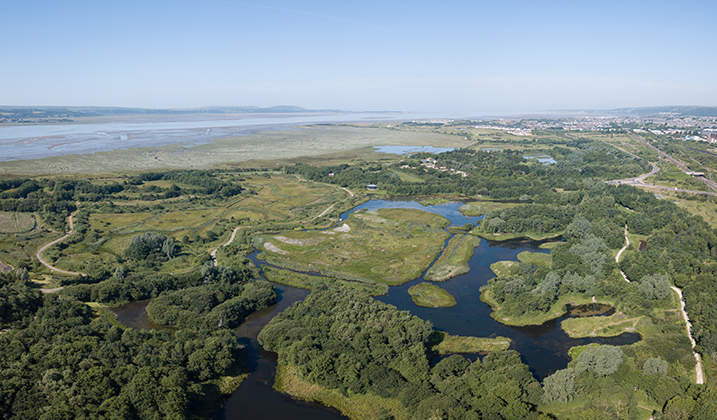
[110,198,640,419]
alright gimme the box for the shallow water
[0,112,456,161]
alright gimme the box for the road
[606,161,717,197]
[629,133,717,194]
[36,206,84,279]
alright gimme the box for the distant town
[412,114,717,142]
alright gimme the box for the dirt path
[339,186,354,198]
[309,186,354,222]
[210,226,244,266]
[617,225,704,384]
[36,206,84,278]
[672,285,705,384]
[615,225,631,282]
[210,184,354,266]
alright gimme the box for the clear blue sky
[2,0,715,113]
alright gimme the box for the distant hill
[609,106,717,117]
[0,105,347,121]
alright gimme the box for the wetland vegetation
[407,282,457,307]
[3,121,717,419]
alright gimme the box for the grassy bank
[471,230,562,242]
[517,251,552,267]
[561,312,643,338]
[489,260,519,277]
[407,282,456,308]
[262,266,388,296]
[433,332,511,354]
[458,200,519,217]
[424,234,480,282]
[274,364,411,420]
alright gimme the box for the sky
[2,0,716,114]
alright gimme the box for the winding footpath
[36,207,84,281]
[210,186,355,266]
[616,225,704,384]
[210,226,244,266]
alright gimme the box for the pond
[524,155,557,165]
[110,198,639,419]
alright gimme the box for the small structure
[367,184,378,191]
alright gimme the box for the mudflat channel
[110,199,639,419]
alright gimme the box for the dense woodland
[0,272,246,419]
[259,287,545,420]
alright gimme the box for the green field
[433,332,511,354]
[256,208,450,285]
[424,234,480,282]
[0,211,35,233]
[407,282,456,308]
[516,251,552,267]
[458,200,519,217]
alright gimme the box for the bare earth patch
[334,223,351,232]
[275,236,324,246]
[264,242,288,254]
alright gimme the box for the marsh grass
[258,208,450,285]
[407,282,456,308]
[424,234,480,282]
[433,332,511,354]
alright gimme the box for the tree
[638,273,671,300]
[542,368,576,403]
[565,215,592,239]
[574,345,623,376]
[643,357,668,376]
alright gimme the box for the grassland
[0,125,471,175]
[256,208,450,285]
[561,312,642,338]
[407,282,457,308]
[275,364,411,420]
[0,212,35,233]
[654,190,717,229]
[262,266,388,296]
[433,332,511,354]
[517,251,552,268]
[424,234,480,282]
[458,200,519,217]
[43,174,357,276]
[489,260,519,277]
